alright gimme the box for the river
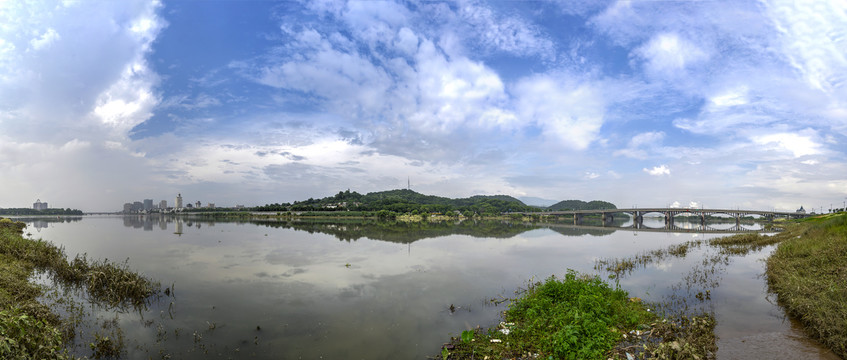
[18,215,839,359]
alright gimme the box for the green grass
[0,217,160,359]
[766,213,847,358]
[441,270,660,359]
[505,271,653,359]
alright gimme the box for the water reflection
[11,216,83,232]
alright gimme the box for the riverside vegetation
[441,213,847,359]
[0,217,160,359]
[765,213,847,358]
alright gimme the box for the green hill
[548,200,617,211]
[257,189,533,215]
[257,189,616,215]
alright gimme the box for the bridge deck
[512,208,809,218]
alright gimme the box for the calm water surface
[21,215,838,359]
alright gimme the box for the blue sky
[1,0,846,212]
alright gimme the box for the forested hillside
[257,189,535,215]
[547,200,617,211]
[256,189,617,215]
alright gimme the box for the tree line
[0,208,84,216]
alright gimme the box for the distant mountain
[520,196,559,207]
[548,200,617,211]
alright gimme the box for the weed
[440,270,656,359]
[0,307,70,360]
[0,218,161,359]
[766,213,847,358]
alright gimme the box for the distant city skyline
[1,1,844,212]
[121,193,218,213]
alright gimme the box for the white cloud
[635,32,709,75]
[751,131,822,158]
[765,0,847,94]
[764,0,847,132]
[394,27,419,56]
[513,74,605,150]
[92,62,160,136]
[615,131,664,159]
[258,28,392,117]
[412,39,513,132]
[342,0,410,47]
[456,0,556,60]
[709,87,749,107]
[643,165,670,176]
[60,139,91,152]
[29,28,61,51]
[0,0,165,142]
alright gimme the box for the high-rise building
[143,199,153,211]
[159,200,167,209]
[175,193,183,209]
[195,201,201,208]
[33,199,48,210]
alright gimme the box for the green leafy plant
[461,330,473,344]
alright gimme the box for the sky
[1,0,846,212]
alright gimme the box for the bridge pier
[573,213,583,225]
[664,211,674,226]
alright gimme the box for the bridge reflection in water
[538,220,777,235]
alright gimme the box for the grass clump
[441,270,657,359]
[0,217,160,359]
[766,213,847,358]
[505,271,652,359]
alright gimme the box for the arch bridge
[519,208,810,226]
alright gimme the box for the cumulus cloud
[751,131,823,158]
[29,28,61,51]
[513,74,605,150]
[635,32,709,75]
[412,39,514,132]
[0,0,165,143]
[643,165,670,176]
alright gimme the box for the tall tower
[175,193,183,209]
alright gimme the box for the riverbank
[440,214,846,359]
[0,217,160,359]
[765,213,847,358]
